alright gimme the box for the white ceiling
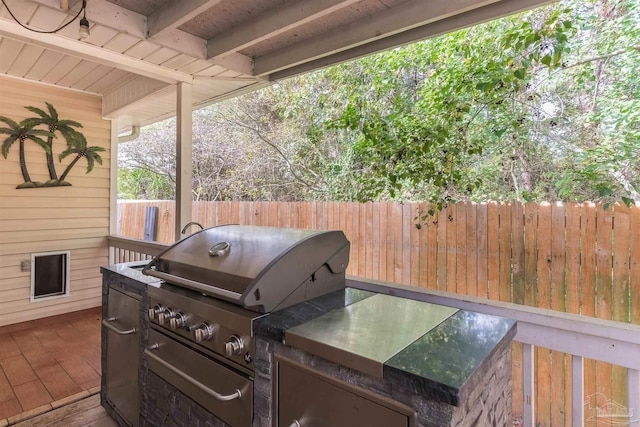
[0,0,552,131]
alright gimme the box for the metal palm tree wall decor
[0,102,104,189]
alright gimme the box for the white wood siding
[0,75,110,326]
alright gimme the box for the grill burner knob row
[193,323,217,342]
[158,309,177,325]
[169,312,189,330]
[148,304,164,320]
[224,335,245,357]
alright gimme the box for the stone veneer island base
[254,290,515,427]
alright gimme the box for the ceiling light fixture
[1,0,88,39]
[79,1,90,39]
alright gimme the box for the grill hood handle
[142,236,243,303]
[143,268,243,302]
[209,241,231,257]
[324,243,350,274]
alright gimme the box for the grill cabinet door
[104,286,140,427]
[276,356,414,427]
[146,329,253,427]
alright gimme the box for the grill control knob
[169,312,188,330]
[158,309,176,325]
[193,323,216,343]
[224,335,245,357]
[148,304,164,321]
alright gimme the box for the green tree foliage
[118,122,177,200]
[119,0,639,206]
[326,5,571,204]
[550,0,640,204]
[118,87,348,201]
[118,168,174,200]
[325,0,639,206]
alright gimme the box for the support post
[175,81,193,241]
[523,343,535,427]
[629,369,640,425]
[109,118,119,257]
[572,355,584,426]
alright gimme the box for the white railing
[347,277,640,427]
[106,235,640,427]
[106,235,168,264]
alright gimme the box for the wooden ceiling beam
[22,0,255,74]
[0,18,192,83]
[269,0,554,80]
[205,53,253,76]
[148,0,224,38]
[79,0,207,60]
[206,0,361,59]
[254,0,502,76]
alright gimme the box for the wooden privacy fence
[117,200,640,426]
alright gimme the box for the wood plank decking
[10,394,116,427]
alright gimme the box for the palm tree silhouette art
[0,116,54,188]
[23,102,83,183]
[58,130,105,185]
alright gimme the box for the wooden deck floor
[10,394,116,427]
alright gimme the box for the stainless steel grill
[143,224,350,313]
[141,225,351,427]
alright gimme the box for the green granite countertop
[279,292,516,406]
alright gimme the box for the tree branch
[562,46,639,70]
[213,111,323,192]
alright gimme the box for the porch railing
[106,235,168,264]
[108,235,640,426]
[348,278,640,427]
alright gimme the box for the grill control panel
[147,285,258,373]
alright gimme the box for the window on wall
[31,251,70,301]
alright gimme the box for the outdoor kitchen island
[101,261,515,427]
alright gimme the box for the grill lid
[142,225,350,312]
